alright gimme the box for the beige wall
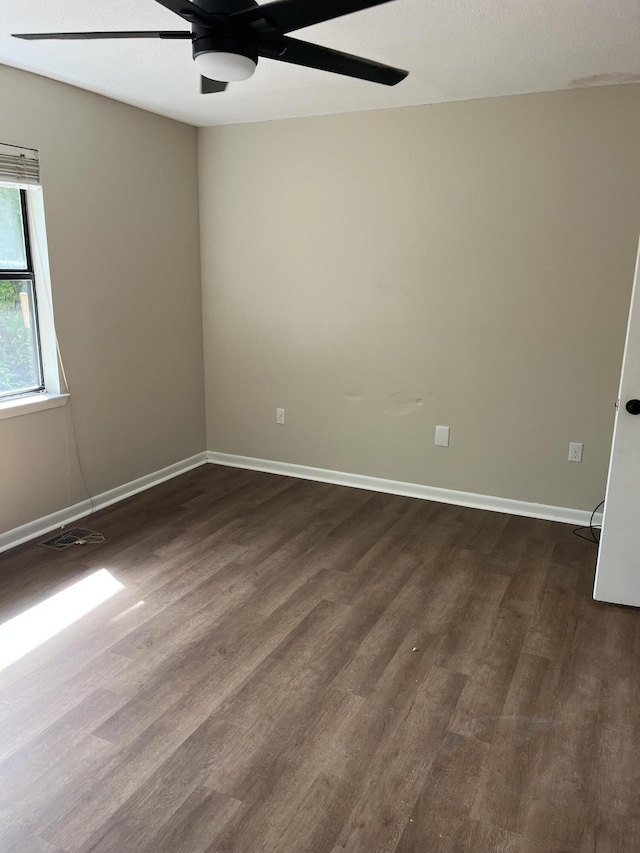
[0,65,205,534]
[199,85,640,511]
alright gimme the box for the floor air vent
[39,528,105,550]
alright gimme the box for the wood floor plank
[522,704,598,850]
[0,465,635,852]
[92,578,332,745]
[0,733,117,850]
[327,667,467,853]
[579,817,640,853]
[439,819,523,853]
[139,786,242,853]
[107,557,256,659]
[523,561,581,660]
[394,731,490,852]
[40,708,237,849]
[448,605,530,743]
[498,536,555,613]
[471,651,559,835]
[0,651,130,763]
[207,687,367,853]
[0,689,125,801]
[5,833,63,853]
[73,718,243,853]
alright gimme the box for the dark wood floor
[0,465,637,852]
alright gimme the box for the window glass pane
[0,187,28,270]
[0,279,42,396]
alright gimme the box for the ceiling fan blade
[13,31,192,40]
[201,76,229,93]
[152,0,215,25]
[261,36,408,85]
[232,0,398,34]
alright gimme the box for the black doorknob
[626,399,640,415]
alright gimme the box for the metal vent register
[39,528,104,550]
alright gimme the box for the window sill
[0,392,70,421]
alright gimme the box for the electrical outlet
[569,442,583,463]
[435,425,450,447]
[276,408,285,425]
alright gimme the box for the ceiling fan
[13,0,409,94]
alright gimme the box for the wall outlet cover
[569,442,583,463]
[435,425,450,447]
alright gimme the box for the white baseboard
[0,452,208,554]
[207,451,603,528]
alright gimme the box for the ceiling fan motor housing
[190,1,270,81]
[191,0,260,71]
[193,30,259,80]
[193,33,258,62]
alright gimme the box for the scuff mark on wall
[384,394,425,417]
[345,389,364,402]
[569,72,640,88]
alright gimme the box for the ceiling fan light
[194,51,256,83]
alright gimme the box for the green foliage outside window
[0,282,39,394]
[0,186,42,395]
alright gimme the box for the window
[0,186,44,398]
[0,143,65,417]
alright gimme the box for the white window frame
[0,184,68,420]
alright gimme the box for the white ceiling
[1,0,639,127]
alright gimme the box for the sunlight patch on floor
[0,569,124,672]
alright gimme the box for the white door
[594,238,640,606]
